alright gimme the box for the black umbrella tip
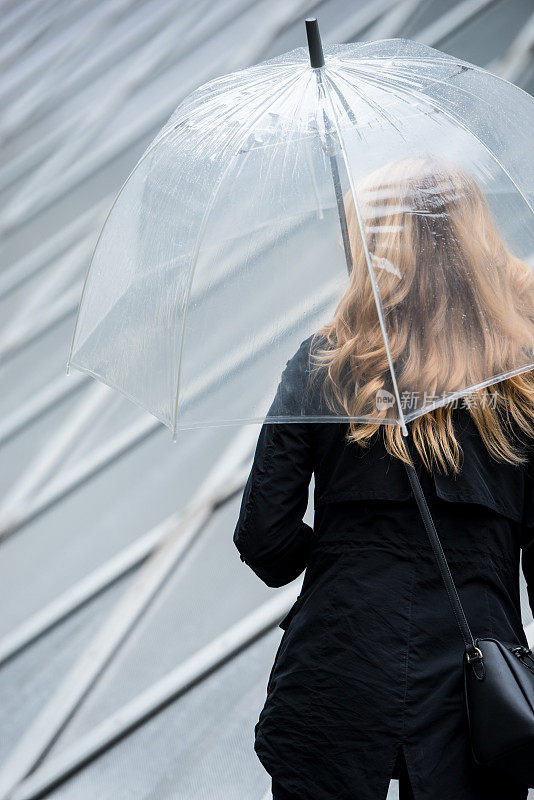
[305,18,324,69]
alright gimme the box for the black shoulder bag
[403,442,534,788]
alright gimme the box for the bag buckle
[466,644,483,663]
[511,645,530,656]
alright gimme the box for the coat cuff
[234,521,314,588]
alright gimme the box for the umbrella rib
[321,71,408,435]
[171,67,307,437]
[66,141,166,373]
[404,361,534,425]
[337,52,534,106]
[336,60,498,124]
[327,68,405,135]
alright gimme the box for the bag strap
[402,434,484,672]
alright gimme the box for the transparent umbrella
[68,20,534,439]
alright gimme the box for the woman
[233,157,534,800]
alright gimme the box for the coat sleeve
[232,342,314,588]
[521,448,534,619]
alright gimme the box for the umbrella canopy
[68,34,534,438]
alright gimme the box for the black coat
[233,336,534,800]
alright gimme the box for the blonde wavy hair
[310,156,534,474]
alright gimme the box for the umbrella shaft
[328,151,353,276]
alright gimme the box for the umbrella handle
[306,18,324,69]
